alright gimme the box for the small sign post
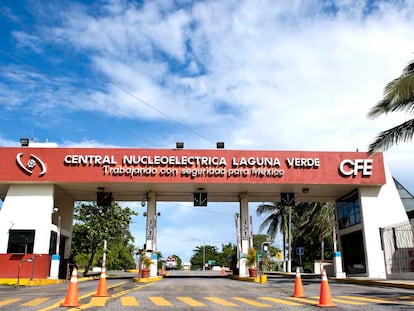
[296,247,304,267]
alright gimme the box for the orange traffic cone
[221,267,225,275]
[317,269,337,307]
[60,267,81,307]
[94,267,109,297]
[292,267,305,298]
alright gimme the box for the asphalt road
[1,271,414,310]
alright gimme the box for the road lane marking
[332,298,366,305]
[63,297,110,310]
[288,297,319,305]
[110,282,154,298]
[148,296,173,306]
[338,295,395,304]
[21,298,49,306]
[0,298,21,307]
[397,296,414,304]
[260,296,304,306]
[36,281,128,311]
[231,297,271,307]
[87,297,109,307]
[310,295,367,305]
[177,296,206,306]
[204,297,238,306]
[121,296,139,306]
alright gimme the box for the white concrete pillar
[333,251,346,278]
[145,191,158,277]
[239,194,250,277]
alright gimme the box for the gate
[381,221,414,276]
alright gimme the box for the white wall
[0,184,54,253]
[53,187,75,258]
[359,161,408,278]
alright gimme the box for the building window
[7,230,35,254]
[337,190,361,229]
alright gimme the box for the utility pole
[288,205,292,273]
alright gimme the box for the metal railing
[381,221,414,274]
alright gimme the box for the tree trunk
[83,246,98,276]
[282,232,286,271]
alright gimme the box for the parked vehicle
[165,255,178,270]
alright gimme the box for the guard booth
[0,146,408,279]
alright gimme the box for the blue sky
[1,0,414,262]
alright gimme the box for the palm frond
[368,118,414,154]
[256,202,290,238]
[403,59,414,75]
[256,203,280,216]
[368,75,414,119]
[297,202,335,241]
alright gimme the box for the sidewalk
[268,271,414,290]
[0,270,136,287]
[333,277,414,290]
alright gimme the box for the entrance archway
[0,147,408,279]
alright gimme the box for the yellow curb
[133,275,163,283]
[230,275,261,283]
[0,278,66,286]
[333,278,414,290]
[0,273,100,286]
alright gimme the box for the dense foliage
[71,201,137,276]
[257,201,335,272]
[189,239,282,271]
[190,243,237,270]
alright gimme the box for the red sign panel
[0,148,385,185]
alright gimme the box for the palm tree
[297,202,335,261]
[368,59,414,154]
[256,202,290,261]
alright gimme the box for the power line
[0,48,165,147]
[0,6,216,145]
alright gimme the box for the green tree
[252,234,269,251]
[368,59,414,154]
[190,244,219,270]
[174,255,183,270]
[218,243,237,267]
[256,203,290,261]
[257,202,335,272]
[71,201,137,276]
[297,202,335,248]
[292,202,335,271]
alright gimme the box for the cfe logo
[16,153,47,177]
[339,159,373,177]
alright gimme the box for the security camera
[141,200,146,207]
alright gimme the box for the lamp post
[203,242,205,272]
[288,205,292,273]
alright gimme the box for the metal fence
[381,220,414,274]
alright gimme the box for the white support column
[239,193,250,277]
[145,191,158,277]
